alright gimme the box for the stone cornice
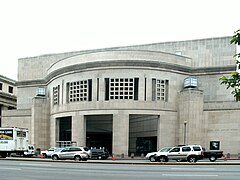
[0,91,17,101]
[16,60,235,86]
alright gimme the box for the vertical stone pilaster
[178,88,204,145]
[91,78,97,102]
[72,114,86,147]
[112,111,129,157]
[138,76,145,101]
[50,116,58,147]
[99,78,105,101]
[146,76,152,101]
[31,97,50,150]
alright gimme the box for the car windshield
[55,148,64,152]
[159,147,172,152]
[83,147,89,151]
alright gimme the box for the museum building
[2,36,240,157]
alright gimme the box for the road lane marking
[171,167,216,171]
[19,163,52,166]
[0,167,21,170]
[163,174,218,177]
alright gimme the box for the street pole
[184,121,187,145]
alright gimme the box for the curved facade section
[47,50,192,75]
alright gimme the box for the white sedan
[145,147,172,162]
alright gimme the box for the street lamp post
[183,121,187,145]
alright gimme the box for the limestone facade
[2,36,240,156]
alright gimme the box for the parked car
[154,144,204,162]
[89,148,110,160]
[41,147,63,158]
[202,148,224,162]
[146,147,172,162]
[24,144,35,157]
[51,147,89,161]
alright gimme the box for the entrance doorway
[129,114,159,156]
[86,115,113,154]
[58,116,72,141]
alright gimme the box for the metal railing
[55,141,77,147]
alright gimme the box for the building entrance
[86,115,113,154]
[129,114,159,156]
[58,116,72,141]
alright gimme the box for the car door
[69,147,82,159]
[168,147,181,160]
[59,148,70,159]
[181,146,191,160]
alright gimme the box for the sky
[0,0,239,80]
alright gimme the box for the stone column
[138,76,145,101]
[50,116,58,147]
[112,111,129,157]
[31,97,50,150]
[72,114,86,147]
[178,88,204,145]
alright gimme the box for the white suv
[154,145,203,162]
[51,147,89,161]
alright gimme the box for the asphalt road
[0,159,240,180]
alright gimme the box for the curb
[1,157,240,165]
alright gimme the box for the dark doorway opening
[59,116,72,141]
[86,115,113,155]
[129,114,159,156]
[87,132,112,154]
[136,136,157,156]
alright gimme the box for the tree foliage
[219,29,240,101]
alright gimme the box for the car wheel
[74,155,81,161]
[158,156,168,162]
[209,156,216,162]
[149,156,156,162]
[97,156,102,160]
[188,156,197,163]
[52,155,58,160]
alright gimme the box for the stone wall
[2,109,32,143]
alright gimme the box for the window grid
[156,79,166,101]
[109,78,134,100]
[69,80,88,102]
[53,86,59,105]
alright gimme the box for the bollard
[131,153,134,159]
[141,153,144,159]
[121,153,124,159]
[238,153,240,159]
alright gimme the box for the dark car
[89,148,110,160]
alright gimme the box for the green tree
[219,29,240,101]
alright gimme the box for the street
[0,159,240,180]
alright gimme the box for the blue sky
[0,0,239,80]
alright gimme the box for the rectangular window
[134,78,139,100]
[67,80,92,102]
[8,86,13,94]
[108,78,138,100]
[88,79,92,101]
[53,85,60,105]
[144,78,147,101]
[152,79,169,102]
[97,78,99,101]
[105,78,109,101]
[0,83,2,91]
